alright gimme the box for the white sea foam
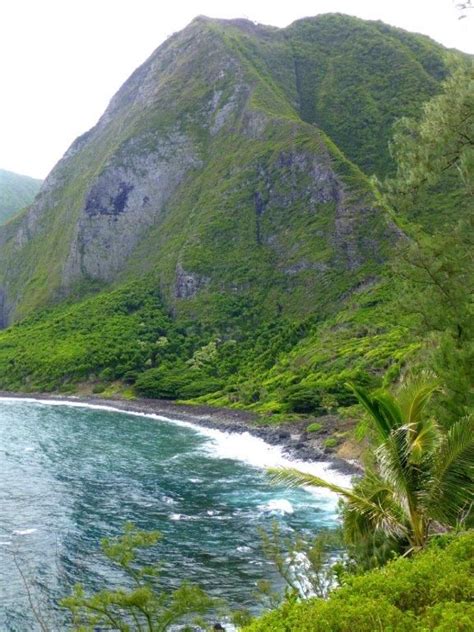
[161,495,177,505]
[13,528,37,535]
[169,513,199,522]
[259,498,294,515]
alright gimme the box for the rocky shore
[0,392,362,476]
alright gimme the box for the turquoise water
[0,399,344,630]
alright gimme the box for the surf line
[0,397,352,495]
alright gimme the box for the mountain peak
[0,14,458,325]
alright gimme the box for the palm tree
[271,379,473,554]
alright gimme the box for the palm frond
[269,467,407,540]
[268,467,353,497]
[342,471,409,541]
[406,416,439,465]
[428,414,474,525]
[348,383,402,440]
[397,378,438,425]
[375,428,411,494]
[375,393,404,430]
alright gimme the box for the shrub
[134,366,186,399]
[134,365,223,400]
[244,532,474,631]
[306,422,322,433]
[284,386,326,414]
[62,524,218,630]
[179,377,224,399]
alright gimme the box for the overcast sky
[1,0,472,179]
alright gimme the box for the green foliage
[258,522,342,604]
[61,523,219,631]
[285,14,450,177]
[323,437,338,449]
[386,66,474,423]
[134,364,223,400]
[388,65,473,197]
[0,169,41,225]
[284,385,325,414]
[244,531,474,631]
[0,281,197,392]
[394,221,474,422]
[0,269,417,424]
[306,422,322,433]
[271,379,474,556]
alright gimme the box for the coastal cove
[0,396,352,630]
[0,393,361,475]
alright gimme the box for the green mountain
[0,169,42,225]
[0,14,466,428]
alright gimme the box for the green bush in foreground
[61,524,219,631]
[244,531,474,631]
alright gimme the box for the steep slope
[0,14,466,423]
[218,14,449,177]
[0,169,42,225]
[0,14,454,326]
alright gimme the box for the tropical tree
[270,380,474,556]
[385,64,474,424]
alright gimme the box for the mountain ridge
[0,13,454,325]
[0,169,42,226]
[0,13,467,428]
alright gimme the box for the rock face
[174,263,210,299]
[0,14,451,325]
[62,131,201,284]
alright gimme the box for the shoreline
[0,391,362,476]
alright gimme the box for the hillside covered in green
[0,14,470,451]
[245,532,474,631]
[0,14,455,320]
[0,169,42,225]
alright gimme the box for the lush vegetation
[0,275,416,440]
[0,281,228,398]
[272,380,473,563]
[285,14,450,177]
[242,61,474,631]
[387,64,474,425]
[0,169,41,225]
[244,532,474,631]
[4,27,468,631]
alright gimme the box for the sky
[1,0,472,179]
